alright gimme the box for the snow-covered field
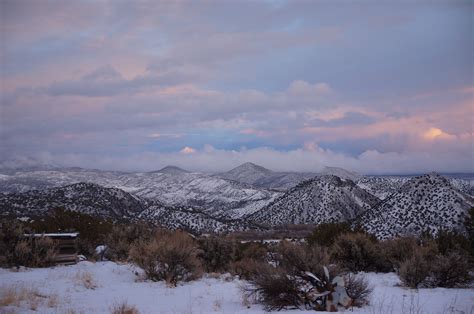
[0,262,473,314]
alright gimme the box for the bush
[242,241,359,311]
[344,273,373,307]
[11,236,57,268]
[104,223,153,261]
[198,236,236,273]
[0,219,26,267]
[275,241,336,280]
[433,230,471,256]
[399,252,429,288]
[242,262,302,311]
[129,230,202,286]
[330,233,381,272]
[110,301,140,314]
[307,222,352,247]
[429,252,471,288]
[381,237,419,271]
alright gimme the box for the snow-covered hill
[357,175,473,199]
[320,166,361,181]
[0,182,146,220]
[0,169,281,218]
[216,162,315,190]
[356,173,474,239]
[247,175,380,227]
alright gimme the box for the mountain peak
[154,165,190,175]
[320,166,361,181]
[229,162,272,174]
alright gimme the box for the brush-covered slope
[357,173,474,239]
[139,205,259,234]
[0,182,146,219]
[247,175,380,226]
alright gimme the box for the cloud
[27,144,473,174]
[180,147,196,154]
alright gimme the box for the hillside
[247,175,380,226]
[357,173,474,239]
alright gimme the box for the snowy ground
[0,262,473,314]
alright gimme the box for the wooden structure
[24,233,79,265]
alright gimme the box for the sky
[0,0,473,174]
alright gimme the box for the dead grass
[75,271,98,290]
[0,284,59,311]
[110,301,140,314]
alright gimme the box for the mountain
[151,165,190,175]
[216,162,315,190]
[0,168,281,218]
[0,182,261,234]
[247,175,380,227]
[139,205,259,234]
[0,182,146,219]
[356,173,474,239]
[356,175,473,199]
[320,166,361,182]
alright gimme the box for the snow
[1,262,472,314]
[23,233,79,237]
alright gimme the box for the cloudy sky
[1,0,472,174]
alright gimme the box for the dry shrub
[129,230,202,286]
[231,257,262,280]
[381,237,418,270]
[0,284,57,310]
[105,223,153,262]
[307,222,352,247]
[399,251,429,288]
[344,273,373,307]
[13,236,57,268]
[330,233,380,272]
[242,262,302,311]
[110,301,140,314]
[429,252,471,288]
[198,236,235,273]
[0,219,25,267]
[75,271,98,290]
[275,241,336,280]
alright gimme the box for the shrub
[399,252,429,288]
[433,230,471,256]
[381,237,418,271]
[104,223,153,261]
[12,236,57,268]
[344,273,373,307]
[231,257,262,280]
[0,218,26,267]
[129,230,202,286]
[110,301,140,314]
[330,233,381,272]
[242,262,302,311]
[429,252,471,288]
[198,236,235,273]
[275,241,336,280]
[75,271,98,290]
[307,222,352,247]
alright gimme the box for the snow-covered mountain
[246,175,380,227]
[356,175,473,199]
[320,166,361,182]
[0,168,281,218]
[0,182,260,234]
[356,173,474,239]
[216,162,315,190]
[150,165,190,175]
[0,182,146,220]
